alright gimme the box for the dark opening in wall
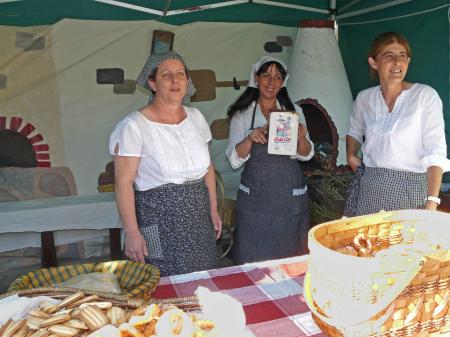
[297,99,338,173]
[0,130,37,167]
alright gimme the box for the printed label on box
[268,111,298,156]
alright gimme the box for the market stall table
[152,255,327,337]
[0,192,122,267]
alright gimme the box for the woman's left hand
[424,200,439,211]
[211,209,222,239]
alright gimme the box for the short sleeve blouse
[109,106,212,190]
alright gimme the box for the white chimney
[287,20,353,170]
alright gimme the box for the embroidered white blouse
[226,101,315,169]
[348,83,450,173]
[109,106,211,190]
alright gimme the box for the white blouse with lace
[109,106,211,190]
[348,83,450,173]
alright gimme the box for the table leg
[41,231,58,268]
[109,228,122,261]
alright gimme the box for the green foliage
[307,173,353,226]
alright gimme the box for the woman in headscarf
[345,32,450,216]
[109,51,221,276]
[226,56,314,264]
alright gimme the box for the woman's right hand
[347,155,362,172]
[124,229,148,262]
[248,125,268,144]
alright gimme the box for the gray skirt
[134,178,218,276]
[354,166,427,216]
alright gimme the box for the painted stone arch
[0,116,51,167]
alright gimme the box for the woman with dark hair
[345,32,450,216]
[109,51,221,276]
[226,56,314,264]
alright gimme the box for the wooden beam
[41,231,58,268]
[109,228,122,261]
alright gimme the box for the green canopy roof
[1,0,447,27]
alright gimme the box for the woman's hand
[424,200,439,211]
[124,229,148,262]
[211,208,223,239]
[346,136,362,172]
[248,125,268,144]
[348,155,362,172]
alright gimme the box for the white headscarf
[247,56,289,88]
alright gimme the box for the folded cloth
[196,287,251,337]
[0,295,58,324]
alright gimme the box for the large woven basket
[6,260,160,300]
[304,210,450,337]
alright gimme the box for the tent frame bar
[94,0,329,17]
[336,0,412,20]
[94,0,163,15]
[166,0,248,16]
[329,0,336,20]
[163,0,172,16]
[338,0,360,14]
[252,0,328,14]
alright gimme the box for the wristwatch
[426,195,441,205]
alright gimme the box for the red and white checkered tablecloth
[151,255,328,337]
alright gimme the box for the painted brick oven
[0,115,77,202]
[0,116,50,168]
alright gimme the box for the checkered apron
[134,178,218,276]
[343,163,365,217]
[354,166,427,216]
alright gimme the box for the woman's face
[148,59,188,103]
[256,63,284,101]
[368,42,410,84]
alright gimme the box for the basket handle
[304,255,425,331]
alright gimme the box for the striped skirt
[134,178,218,276]
[349,166,427,217]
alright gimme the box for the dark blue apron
[135,178,218,276]
[232,104,309,264]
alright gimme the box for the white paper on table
[86,324,119,337]
[0,295,58,324]
[267,111,299,156]
[195,286,253,337]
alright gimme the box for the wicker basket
[6,260,160,300]
[304,210,450,337]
